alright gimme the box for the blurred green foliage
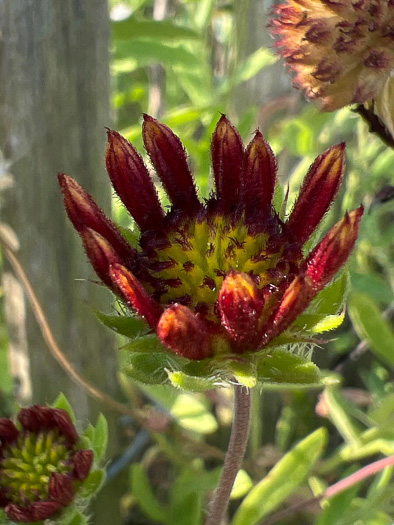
[1,1,394,523]
[106,1,394,523]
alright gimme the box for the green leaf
[168,369,217,392]
[233,47,277,85]
[113,17,199,42]
[122,352,173,385]
[324,387,361,447]
[93,309,149,338]
[122,333,167,354]
[316,467,360,525]
[52,393,76,423]
[256,349,321,386]
[60,507,89,525]
[113,41,202,73]
[348,292,394,369]
[80,469,106,498]
[233,428,328,525]
[351,271,394,306]
[231,469,253,500]
[92,414,108,462]
[131,463,168,522]
[168,492,201,525]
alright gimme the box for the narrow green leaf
[93,309,148,338]
[231,470,253,500]
[349,292,394,369]
[91,414,108,462]
[52,393,76,423]
[324,387,361,447]
[233,428,327,525]
[234,47,277,85]
[131,464,168,522]
[168,370,217,392]
[113,17,199,42]
[122,333,166,354]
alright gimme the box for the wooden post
[0,2,125,522]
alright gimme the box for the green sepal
[121,352,179,385]
[59,505,89,525]
[52,393,77,423]
[255,349,321,386]
[93,308,149,338]
[79,468,106,498]
[223,360,257,388]
[82,414,108,463]
[121,333,167,354]
[168,370,217,392]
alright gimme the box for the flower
[0,405,93,523]
[59,114,362,367]
[270,0,394,112]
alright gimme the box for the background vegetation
[2,0,394,523]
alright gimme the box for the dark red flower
[0,405,93,523]
[59,115,362,361]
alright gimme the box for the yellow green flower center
[148,214,292,319]
[0,430,72,505]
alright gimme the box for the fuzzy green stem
[206,381,251,525]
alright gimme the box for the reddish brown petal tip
[219,272,264,349]
[72,449,94,481]
[157,304,213,360]
[81,228,122,289]
[0,419,19,443]
[287,143,346,244]
[243,130,277,221]
[110,263,162,329]
[305,205,364,289]
[142,114,200,213]
[49,473,75,505]
[106,130,164,231]
[211,115,244,211]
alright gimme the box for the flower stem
[206,381,251,525]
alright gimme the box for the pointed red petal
[261,275,315,346]
[106,130,164,231]
[58,173,135,261]
[243,130,277,222]
[49,473,75,505]
[157,304,213,360]
[142,115,200,213]
[52,409,78,445]
[110,263,162,329]
[219,272,264,349]
[287,143,346,244]
[0,419,19,443]
[5,504,35,523]
[30,501,63,521]
[72,449,94,481]
[211,115,244,211]
[305,206,364,289]
[80,228,122,288]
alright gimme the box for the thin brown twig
[355,104,394,149]
[1,239,140,420]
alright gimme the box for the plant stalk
[206,381,251,525]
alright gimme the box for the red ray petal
[142,115,200,214]
[110,263,162,329]
[106,130,164,231]
[287,143,345,245]
[211,115,244,212]
[157,304,213,360]
[243,130,277,222]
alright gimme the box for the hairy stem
[206,381,251,525]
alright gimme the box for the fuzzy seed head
[271,0,394,110]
